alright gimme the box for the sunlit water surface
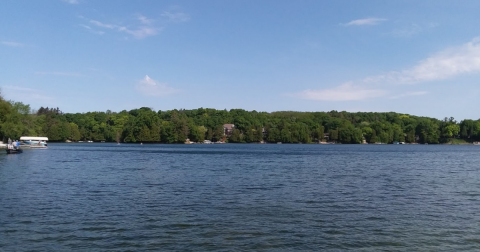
[1,143,480,251]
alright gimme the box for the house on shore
[223,124,235,136]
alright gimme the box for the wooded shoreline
[2,95,479,144]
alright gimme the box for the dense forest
[1,91,480,144]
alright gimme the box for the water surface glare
[1,143,480,251]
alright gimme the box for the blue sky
[2,0,480,120]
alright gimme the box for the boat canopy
[20,136,49,141]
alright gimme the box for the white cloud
[161,11,190,22]
[2,85,36,92]
[2,41,24,47]
[87,16,161,39]
[344,18,386,26]
[61,0,78,4]
[119,26,159,39]
[35,71,83,77]
[389,91,428,99]
[79,24,105,35]
[390,24,422,38]
[137,14,153,25]
[365,37,480,84]
[389,23,437,38]
[90,20,116,29]
[2,86,53,101]
[80,24,91,29]
[82,11,188,39]
[293,37,480,103]
[293,83,387,101]
[136,75,178,97]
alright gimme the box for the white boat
[20,136,48,148]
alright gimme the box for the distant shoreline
[53,141,480,145]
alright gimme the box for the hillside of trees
[1,92,480,144]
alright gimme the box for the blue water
[1,143,480,251]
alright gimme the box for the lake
[1,143,480,251]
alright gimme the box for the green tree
[442,124,460,138]
[138,125,151,142]
[328,129,338,142]
[229,128,242,143]
[266,128,279,143]
[280,128,291,143]
[212,125,224,142]
[69,122,81,141]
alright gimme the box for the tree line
[1,92,480,144]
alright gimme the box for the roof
[223,124,235,130]
[20,136,49,141]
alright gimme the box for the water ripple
[1,144,480,251]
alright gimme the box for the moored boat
[6,144,22,154]
[20,136,48,148]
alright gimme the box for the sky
[1,0,480,120]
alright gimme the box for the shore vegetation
[1,91,479,144]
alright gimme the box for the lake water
[1,143,480,251]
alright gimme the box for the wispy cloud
[89,20,116,29]
[365,37,480,84]
[390,91,428,99]
[81,11,188,39]
[136,75,178,97]
[86,17,160,39]
[35,71,83,77]
[2,85,53,101]
[293,37,480,102]
[61,0,78,4]
[79,24,105,35]
[344,18,387,26]
[292,83,387,101]
[389,23,437,38]
[137,14,154,25]
[1,41,24,47]
[390,24,422,38]
[2,85,36,92]
[120,26,159,39]
[161,11,190,23]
